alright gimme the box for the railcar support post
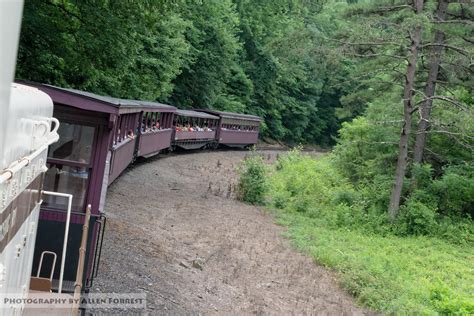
[72,204,91,315]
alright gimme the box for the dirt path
[92,150,371,314]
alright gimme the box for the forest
[17,0,473,314]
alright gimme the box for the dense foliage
[17,0,342,145]
[271,150,473,245]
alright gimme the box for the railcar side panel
[219,130,259,146]
[108,139,136,184]
[175,130,216,141]
[138,129,172,157]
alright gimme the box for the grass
[237,150,474,313]
[274,211,474,314]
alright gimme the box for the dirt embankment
[92,150,372,314]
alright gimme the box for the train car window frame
[43,118,99,213]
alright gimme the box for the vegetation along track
[91,150,374,314]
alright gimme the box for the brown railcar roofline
[17,80,176,114]
[195,109,261,122]
[134,100,176,112]
[175,109,220,120]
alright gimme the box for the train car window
[156,113,162,129]
[119,115,126,142]
[115,116,123,143]
[144,112,152,132]
[125,115,130,137]
[48,122,95,163]
[42,164,89,211]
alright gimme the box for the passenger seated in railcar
[175,118,215,133]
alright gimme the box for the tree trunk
[413,0,448,164]
[388,0,424,220]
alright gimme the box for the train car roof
[17,81,174,114]
[196,109,261,122]
[175,109,219,120]
[134,100,176,112]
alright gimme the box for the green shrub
[271,149,474,244]
[430,282,474,314]
[430,165,474,217]
[237,155,267,205]
[332,188,357,206]
[410,163,433,188]
[436,215,474,245]
[396,199,438,236]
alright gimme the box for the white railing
[0,118,59,184]
[41,191,73,294]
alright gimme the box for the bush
[237,155,267,205]
[396,199,438,236]
[430,165,474,217]
[269,149,474,243]
[267,150,474,314]
[436,216,474,245]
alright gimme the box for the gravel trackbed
[91,150,372,315]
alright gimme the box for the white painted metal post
[42,191,73,294]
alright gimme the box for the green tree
[17,0,190,100]
[167,0,251,111]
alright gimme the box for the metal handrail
[41,191,73,294]
[0,117,59,184]
[36,251,57,282]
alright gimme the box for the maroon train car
[17,82,173,292]
[172,109,220,150]
[135,100,176,158]
[17,82,120,291]
[196,110,261,147]
[107,99,141,184]
[16,81,262,293]
[108,100,176,184]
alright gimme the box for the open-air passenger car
[197,110,261,147]
[135,100,176,158]
[172,109,220,150]
[108,99,141,184]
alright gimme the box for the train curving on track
[12,82,262,296]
